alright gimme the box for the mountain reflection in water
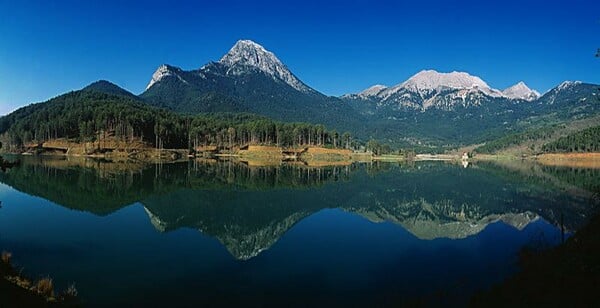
[0,156,598,306]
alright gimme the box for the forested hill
[0,82,354,152]
[82,80,139,99]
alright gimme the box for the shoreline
[535,153,600,169]
[473,152,600,168]
[4,147,600,169]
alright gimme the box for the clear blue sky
[1,0,598,115]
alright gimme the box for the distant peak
[371,69,506,101]
[502,81,540,101]
[218,39,312,93]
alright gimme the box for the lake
[0,156,598,307]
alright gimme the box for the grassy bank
[472,152,600,168]
[535,153,600,169]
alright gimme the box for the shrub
[34,277,54,298]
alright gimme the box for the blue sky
[0,0,598,115]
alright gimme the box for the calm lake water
[0,156,598,307]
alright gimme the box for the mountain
[520,81,599,123]
[217,39,314,94]
[345,70,515,111]
[389,70,503,97]
[138,40,600,147]
[2,39,597,149]
[502,81,540,101]
[536,81,589,106]
[473,81,600,155]
[341,70,599,146]
[141,40,361,131]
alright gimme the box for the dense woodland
[542,126,600,153]
[0,90,354,151]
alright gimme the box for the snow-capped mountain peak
[358,84,387,97]
[146,64,186,90]
[401,70,494,92]
[218,39,311,93]
[219,40,273,65]
[377,70,504,100]
[502,81,540,101]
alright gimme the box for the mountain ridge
[2,39,598,148]
[345,69,542,105]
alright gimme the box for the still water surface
[0,156,598,306]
